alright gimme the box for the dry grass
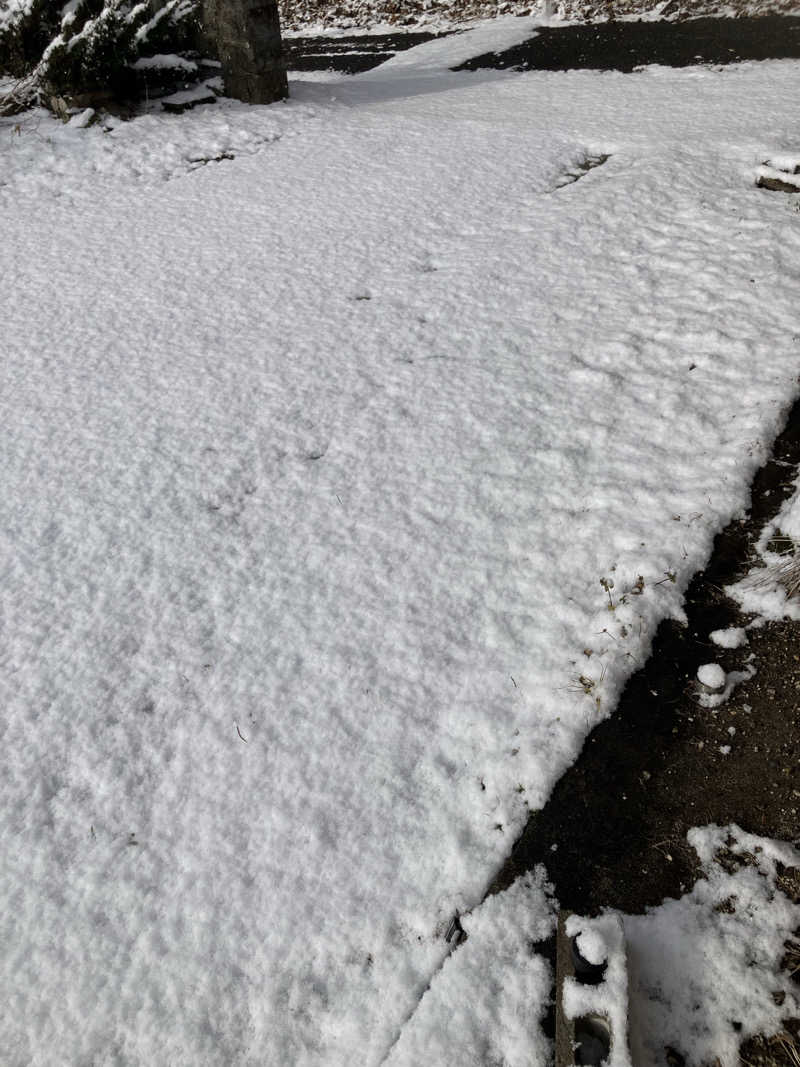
[770,554,800,601]
[741,1028,800,1067]
[741,549,800,602]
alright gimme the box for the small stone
[698,663,726,694]
[757,172,800,193]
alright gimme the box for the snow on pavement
[2,25,800,1064]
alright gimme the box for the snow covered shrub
[0,0,59,76]
[0,0,201,112]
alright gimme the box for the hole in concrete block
[570,935,608,985]
[574,1014,611,1066]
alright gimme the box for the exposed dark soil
[286,16,800,77]
[488,392,800,918]
[455,15,800,72]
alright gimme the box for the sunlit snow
[2,20,800,1065]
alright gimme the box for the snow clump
[697,663,726,691]
[709,627,748,649]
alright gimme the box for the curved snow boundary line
[2,35,800,1065]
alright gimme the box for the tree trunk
[204,0,288,104]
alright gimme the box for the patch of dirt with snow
[455,14,800,70]
[490,394,800,1059]
[490,394,800,914]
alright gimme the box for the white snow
[697,662,727,690]
[0,0,33,33]
[67,106,95,128]
[709,626,748,648]
[761,153,800,174]
[363,14,543,72]
[160,84,218,108]
[385,869,556,1067]
[2,23,800,1065]
[697,664,755,709]
[131,52,199,71]
[574,924,608,967]
[454,826,800,1067]
[565,913,632,1067]
[625,825,800,1067]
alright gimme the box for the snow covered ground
[2,20,800,1064]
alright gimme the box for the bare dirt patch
[455,15,800,73]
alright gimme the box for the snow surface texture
[385,868,556,1067]
[3,23,800,1065]
[709,625,748,648]
[625,825,800,1067]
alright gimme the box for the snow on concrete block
[556,911,632,1067]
